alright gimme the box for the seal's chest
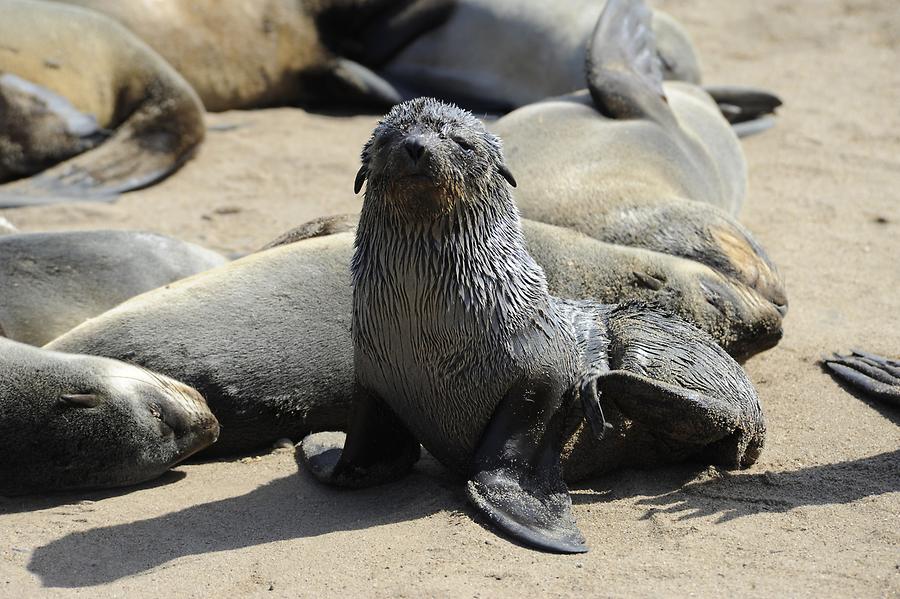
[357,322,522,471]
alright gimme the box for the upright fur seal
[0,0,205,205]
[0,230,226,346]
[0,337,219,495]
[299,97,764,553]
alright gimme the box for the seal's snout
[404,134,428,164]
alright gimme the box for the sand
[1,0,898,596]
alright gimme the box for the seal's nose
[404,135,427,163]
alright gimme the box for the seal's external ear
[354,164,368,194]
[498,163,517,188]
[59,394,101,408]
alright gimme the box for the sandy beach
[1,0,898,596]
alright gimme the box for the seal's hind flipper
[585,0,675,126]
[0,75,204,207]
[704,86,783,124]
[600,304,766,468]
[300,386,421,488]
[823,350,900,407]
[466,378,587,554]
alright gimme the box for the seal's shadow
[26,448,900,588]
[577,449,900,524]
[0,471,187,515]
[28,451,459,588]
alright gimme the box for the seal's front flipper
[466,378,587,554]
[300,386,420,488]
[0,76,203,207]
[585,0,675,127]
[823,350,900,407]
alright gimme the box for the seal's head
[354,98,517,220]
[1,345,220,494]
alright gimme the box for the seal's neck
[352,185,550,329]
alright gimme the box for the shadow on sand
[27,452,460,588]
[574,449,899,523]
[24,445,899,588]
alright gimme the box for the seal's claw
[823,350,900,407]
[466,469,588,554]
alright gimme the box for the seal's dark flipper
[466,378,587,554]
[595,371,741,443]
[823,350,900,407]
[585,0,675,127]
[353,0,456,66]
[704,85,782,124]
[0,78,203,207]
[300,386,420,488]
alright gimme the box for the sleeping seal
[0,0,205,205]
[0,230,226,346]
[0,337,218,495]
[56,0,454,111]
[378,0,780,129]
[491,0,787,357]
[299,96,764,553]
[380,0,700,112]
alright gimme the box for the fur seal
[47,216,769,460]
[0,230,226,346]
[0,0,205,206]
[56,0,453,111]
[299,96,764,553]
[490,0,787,357]
[0,337,219,495]
[380,0,700,112]
[378,0,780,131]
[823,350,900,407]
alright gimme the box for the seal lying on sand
[0,337,218,495]
[491,0,787,357]
[57,0,454,111]
[378,0,780,130]
[0,230,226,346]
[823,350,900,407]
[380,0,700,112]
[300,96,764,553]
[0,0,205,206]
[47,219,770,460]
